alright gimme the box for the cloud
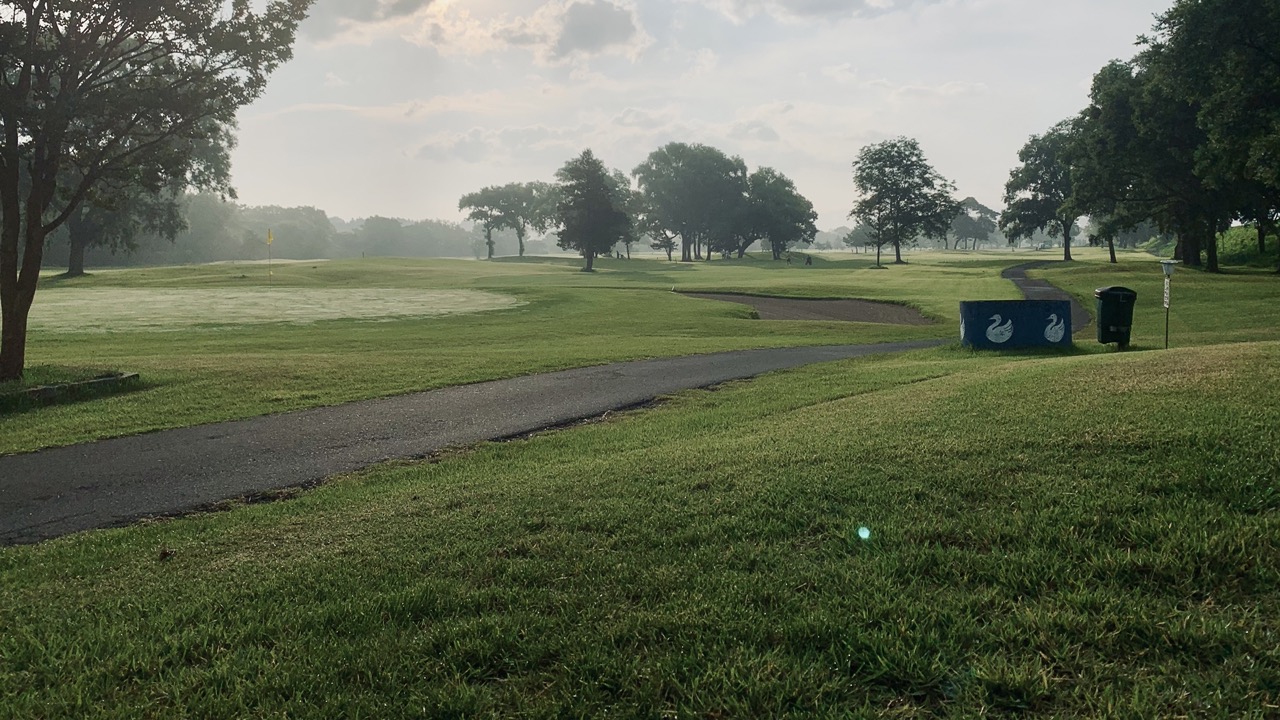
[416,124,585,164]
[301,0,435,40]
[553,1,639,57]
[309,0,649,64]
[690,0,935,23]
[729,120,780,143]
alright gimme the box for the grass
[1032,249,1280,348]
[4,253,1013,455]
[2,342,1276,717]
[2,249,1277,716]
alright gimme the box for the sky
[230,0,1173,230]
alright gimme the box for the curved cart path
[1,340,944,545]
[1001,261,1094,335]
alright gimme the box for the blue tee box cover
[960,300,1072,349]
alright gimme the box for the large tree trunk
[1,222,48,382]
[583,251,595,272]
[1107,235,1117,264]
[485,228,495,260]
[875,243,882,267]
[1179,227,1201,267]
[893,240,905,264]
[65,209,90,277]
[67,236,87,277]
[516,226,526,257]
[1061,218,1073,262]
[681,234,692,263]
[1259,222,1267,256]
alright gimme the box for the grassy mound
[3,342,1276,717]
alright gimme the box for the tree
[1070,60,1233,271]
[457,186,507,260]
[746,167,818,260]
[554,150,632,272]
[0,1,313,381]
[842,224,874,253]
[849,137,958,266]
[458,181,557,258]
[949,197,998,251]
[239,204,336,261]
[1151,0,1280,272]
[633,143,748,263]
[999,121,1082,262]
[65,126,236,276]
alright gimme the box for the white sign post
[1161,261,1178,349]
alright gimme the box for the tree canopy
[999,121,1082,261]
[745,167,818,260]
[457,182,557,259]
[0,0,314,380]
[949,197,998,251]
[554,150,632,272]
[632,143,748,262]
[1040,0,1280,272]
[849,137,958,266]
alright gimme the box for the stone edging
[1,372,141,412]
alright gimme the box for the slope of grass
[2,342,1276,717]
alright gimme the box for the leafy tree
[1070,60,1234,271]
[457,186,508,260]
[1150,0,1280,272]
[0,0,312,381]
[554,150,632,272]
[239,204,336,261]
[849,137,958,267]
[633,143,748,262]
[457,181,557,258]
[999,121,1082,262]
[63,124,236,276]
[842,224,875,253]
[949,197,999,251]
[746,167,818,260]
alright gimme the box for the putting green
[29,288,525,333]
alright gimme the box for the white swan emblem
[986,315,1013,344]
[1044,314,1066,343]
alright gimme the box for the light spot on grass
[858,526,872,541]
[30,288,524,333]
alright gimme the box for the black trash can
[1095,286,1137,348]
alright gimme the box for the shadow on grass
[0,370,151,417]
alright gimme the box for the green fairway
[3,250,1277,717]
[7,253,1005,455]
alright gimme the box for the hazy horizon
[230,0,1171,230]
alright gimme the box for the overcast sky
[230,0,1172,230]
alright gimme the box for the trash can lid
[1095,286,1138,299]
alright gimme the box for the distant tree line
[40,195,517,271]
[1000,0,1280,271]
[460,142,820,268]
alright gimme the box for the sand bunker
[30,288,524,333]
[681,292,933,325]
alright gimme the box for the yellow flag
[267,229,274,245]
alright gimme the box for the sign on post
[1164,277,1170,309]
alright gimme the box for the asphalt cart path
[1,340,944,545]
[1001,261,1094,335]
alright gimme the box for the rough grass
[2,343,1276,718]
